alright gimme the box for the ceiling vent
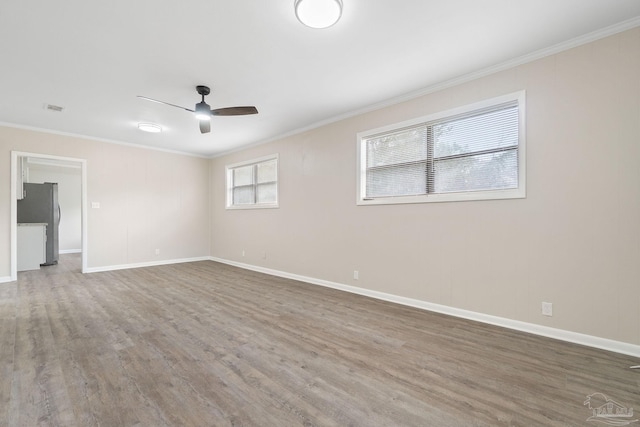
[43,103,65,112]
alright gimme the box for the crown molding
[237,16,640,157]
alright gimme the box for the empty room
[1,1,640,425]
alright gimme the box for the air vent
[43,103,65,112]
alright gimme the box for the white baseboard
[85,256,210,274]
[0,275,13,284]
[60,249,82,254]
[210,256,640,358]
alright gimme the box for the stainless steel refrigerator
[17,182,60,265]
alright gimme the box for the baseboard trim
[210,257,640,358]
[85,256,211,274]
[60,249,82,254]
[0,275,13,284]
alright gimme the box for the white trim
[212,17,640,160]
[84,256,210,274]
[3,18,636,162]
[209,256,640,358]
[0,122,208,159]
[0,276,12,284]
[360,16,640,117]
[59,249,82,254]
[10,154,17,281]
[225,153,279,210]
[25,157,82,169]
[225,204,280,211]
[10,151,88,281]
[80,157,88,274]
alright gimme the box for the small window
[226,154,278,209]
[357,92,525,205]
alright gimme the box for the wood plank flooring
[2,254,639,426]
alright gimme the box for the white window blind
[359,92,524,204]
[226,155,278,209]
[431,104,519,194]
[366,125,428,197]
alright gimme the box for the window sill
[357,188,525,206]
[225,203,279,210]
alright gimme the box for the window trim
[356,91,526,205]
[225,154,279,210]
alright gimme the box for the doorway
[10,151,87,280]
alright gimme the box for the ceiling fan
[137,85,258,134]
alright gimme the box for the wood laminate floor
[1,254,638,426]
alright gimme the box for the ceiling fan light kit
[195,102,212,121]
[295,0,343,29]
[137,85,258,134]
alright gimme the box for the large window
[357,92,525,205]
[226,154,278,209]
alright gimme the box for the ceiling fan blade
[137,95,194,112]
[199,120,211,134]
[211,106,258,116]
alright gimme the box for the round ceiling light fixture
[294,0,343,29]
[138,122,162,133]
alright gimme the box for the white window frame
[226,154,279,210]
[357,91,526,205]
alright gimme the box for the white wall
[0,127,211,277]
[210,28,640,347]
[28,163,82,252]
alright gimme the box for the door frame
[10,151,88,280]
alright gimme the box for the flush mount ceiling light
[138,122,162,133]
[294,0,343,29]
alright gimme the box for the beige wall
[1,127,211,276]
[210,28,640,345]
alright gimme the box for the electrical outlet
[353,270,359,280]
[262,251,267,260]
[155,249,160,255]
[542,302,553,317]
[242,250,245,257]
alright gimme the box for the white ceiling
[1,1,639,158]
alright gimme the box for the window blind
[431,104,519,194]
[363,102,519,199]
[365,125,428,198]
[228,156,278,208]
[232,164,255,205]
[256,158,277,204]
